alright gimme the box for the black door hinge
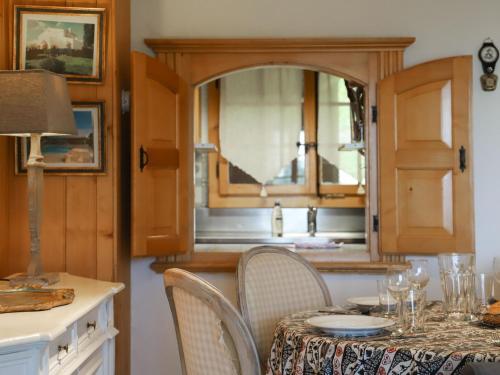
[373,215,379,232]
[371,106,378,124]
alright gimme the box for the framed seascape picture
[16,102,106,174]
[14,5,105,83]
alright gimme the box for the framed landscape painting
[16,102,106,174]
[14,5,105,83]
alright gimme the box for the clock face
[481,45,499,63]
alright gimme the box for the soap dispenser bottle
[272,201,283,237]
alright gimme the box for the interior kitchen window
[195,66,367,209]
[193,66,368,253]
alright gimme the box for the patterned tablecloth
[265,307,500,375]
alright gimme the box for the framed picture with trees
[14,5,106,83]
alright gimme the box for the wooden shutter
[378,56,474,254]
[131,52,193,256]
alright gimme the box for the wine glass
[476,273,494,313]
[386,270,411,335]
[377,279,397,317]
[408,259,430,290]
[493,257,500,303]
[494,257,500,284]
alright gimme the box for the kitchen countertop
[195,243,370,261]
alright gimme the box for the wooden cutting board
[0,287,74,313]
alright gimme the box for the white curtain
[219,67,303,185]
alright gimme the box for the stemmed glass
[493,257,500,302]
[476,273,494,313]
[407,260,430,331]
[494,258,500,284]
[408,259,430,290]
[386,270,411,335]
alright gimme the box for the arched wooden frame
[145,38,414,86]
[145,38,415,268]
[196,62,369,95]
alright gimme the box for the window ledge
[150,251,409,274]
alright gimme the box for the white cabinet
[0,274,124,375]
[0,350,40,375]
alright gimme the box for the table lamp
[0,70,77,286]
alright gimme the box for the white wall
[131,1,500,374]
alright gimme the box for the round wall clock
[478,39,499,74]
[478,38,499,91]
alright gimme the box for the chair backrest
[164,268,261,375]
[237,246,332,361]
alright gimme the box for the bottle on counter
[272,201,283,237]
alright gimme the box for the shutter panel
[131,52,193,256]
[378,56,474,254]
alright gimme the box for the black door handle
[459,146,466,173]
[140,146,149,172]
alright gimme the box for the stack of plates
[305,315,395,337]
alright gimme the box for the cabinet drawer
[74,346,104,375]
[77,302,107,350]
[49,328,76,372]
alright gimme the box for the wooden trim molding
[150,252,409,274]
[145,38,416,54]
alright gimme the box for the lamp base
[8,272,60,287]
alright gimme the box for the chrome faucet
[307,206,317,237]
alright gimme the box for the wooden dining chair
[237,246,332,362]
[164,268,261,375]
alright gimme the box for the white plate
[306,315,395,337]
[347,296,380,312]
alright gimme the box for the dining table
[265,303,500,375]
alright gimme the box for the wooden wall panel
[0,0,130,373]
[6,173,67,273]
[0,0,9,277]
[96,0,115,281]
[66,177,97,277]
[0,2,127,272]
[0,138,8,277]
[0,0,7,272]
[112,1,131,374]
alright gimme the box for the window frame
[215,70,316,197]
[143,37,415,272]
[204,70,367,208]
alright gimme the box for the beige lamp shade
[0,69,77,136]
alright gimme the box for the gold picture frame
[14,5,106,83]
